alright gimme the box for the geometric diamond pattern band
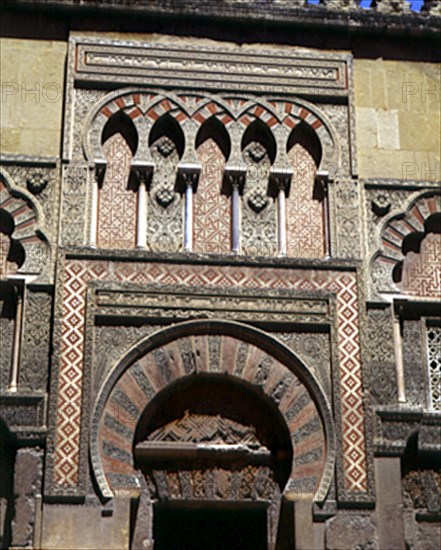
[53,258,367,492]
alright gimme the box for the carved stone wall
[1,21,439,550]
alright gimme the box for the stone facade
[0,1,440,549]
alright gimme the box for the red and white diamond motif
[54,260,367,492]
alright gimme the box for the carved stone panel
[333,179,361,259]
[241,142,276,256]
[97,134,137,250]
[73,38,351,97]
[60,163,89,246]
[402,321,426,408]
[147,137,183,253]
[20,289,52,392]
[364,307,397,406]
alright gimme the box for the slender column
[277,182,287,256]
[9,283,23,392]
[136,177,148,249]
[323,182,331,258]
[231,179,241,254]
[392,308,406,403]
[184,177,193,252]
[89,171,99,248]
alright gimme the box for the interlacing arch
[82,88,338,256]
[373,191,441,294]
[83,88,337,173]
[0,169,49,277]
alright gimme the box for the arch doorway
[132,374,292,549]
[91,322,334,548]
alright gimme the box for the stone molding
[374,407,441,456]
[91,282,333,325]
[0,393,46,442]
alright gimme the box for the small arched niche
[98,110,139,250]
[194,117,231,254]
[286,122,325,259]
[241,118,276,166]
[149,113,185,160]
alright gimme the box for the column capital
[132,160,154,183]
[224,163,246,194]
[316,170,330,186]
[92,159,106,186]
[178,162,201,190]
[269,165,293,197]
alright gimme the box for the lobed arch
[372,191,441,294]
[0,169,49,276]
[82,89,192,167]
[195,115,231,161]
[90,320,335,504]
[241,118,277,165]
[148,112,186,160]
[82,89,339,179]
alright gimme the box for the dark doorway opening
[153,501,268,550]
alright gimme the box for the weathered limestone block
[325,512,379,549]
[374,457,405,550]
[11,447,43,548]
[41,499,131,550]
